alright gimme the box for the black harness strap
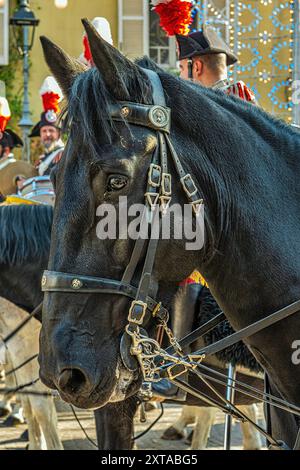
[5,354,38,377]
[42,270,169,320]
[294,427,300,450]
[125,69,169,332]
[165,312,227,355]
[192,299,300,358]
[121,208,151,286]
[2,303,43,345]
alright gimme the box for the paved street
[0,397,265,451]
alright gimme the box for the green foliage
[0,44,23,130]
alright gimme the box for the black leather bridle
[41,68,204,371]
[41,67,300,369]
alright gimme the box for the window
[0,0,9,66]
[118,0,149,59]
[118,0,176,69]
[149,7,176,69]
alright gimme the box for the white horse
[0,358,25,425]
[162,404,262,450]
[0,297,63,450]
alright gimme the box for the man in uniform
[29,76,65,177]
[15,77,64,194]
[0,97,33,199]
[176,25,257,103]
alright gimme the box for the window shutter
[0,0,9,66]
[118,0,149,59]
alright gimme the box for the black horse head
[39,19,202,409]
[40,18,300,438]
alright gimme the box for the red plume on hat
[0,97,11,133]
[151,0,193,36]
[40,76,63,116]
[29,77,63,138]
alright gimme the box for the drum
[0,157,38,196]
[19,175,55,206]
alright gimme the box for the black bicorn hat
[0,129,23,149]
[29,110,61,138]
[176,26,238,66]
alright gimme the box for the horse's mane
[137,56,297,138]
[0,205,53,265]
[63,63,153,154]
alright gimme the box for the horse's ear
[40,36,87,98]
[81,18,142,101]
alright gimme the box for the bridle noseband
[42,68,204,377]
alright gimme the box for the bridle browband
[41,69,300,449]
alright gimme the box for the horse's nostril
[58,368,89,395]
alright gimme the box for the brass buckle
[180,174,198,198]
[145,192,159,211]
[191,199,204,216]
[161,173,172,196]
[148,164,161,188]
[152,302,162,318]
[128,300,147,325]
[187,354,206,369]
[167,363,188,380]
[159,195,171,215]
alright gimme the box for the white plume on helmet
[79,17,113,67]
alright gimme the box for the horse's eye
[107,175,128,191]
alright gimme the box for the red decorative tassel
[42,92,61,114]
[153,0,193,36]
[83,35,94,66]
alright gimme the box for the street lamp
[10,1,40,162]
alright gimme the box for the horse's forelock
[64,64,154,158]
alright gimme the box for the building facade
[0,0,299,124]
